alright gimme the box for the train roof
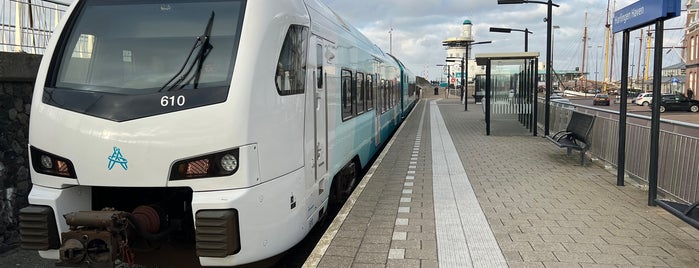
[304,0,390,60]
[387,53,414,75]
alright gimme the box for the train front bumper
[22,166,311,267]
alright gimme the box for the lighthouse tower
[443,20,476,89]
[462,19,473,41]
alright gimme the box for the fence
[0,0,70,54]
[539,99,699,205]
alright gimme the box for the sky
[2,0,687,82]
[319,0,688,82]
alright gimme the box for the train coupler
[56,206,163,267]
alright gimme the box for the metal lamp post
[497,0,559,136]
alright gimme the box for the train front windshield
[45,0,245,121]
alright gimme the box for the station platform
[303,95,699,268]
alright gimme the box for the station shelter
[475,52,540,136]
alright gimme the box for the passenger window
[377,78,383,113]
[356,72,365,114]
[276,25,308,95]
[389,81,394,108]
[316,44,323,89]
[367,75,374,110]
[384,80,389,111]
[381,80,387,112]
[342,69,353,120]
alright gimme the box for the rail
[538,99,699,205]
[0,0,70,54]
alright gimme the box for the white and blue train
[20,0,417,266]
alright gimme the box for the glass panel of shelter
[488,59,535,136]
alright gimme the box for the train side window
[341,69,353,120]
[391,82,400,107]
[396,81,399,107]
[367,75,374,110]
[395,82,399,106]
[376,78,382,113]
[395,82,399,107]
[394,82,398,107]
[386,81,390,110]
[276,25,308,95]
[356,72,365,114]
[316,44,323,89]
[383,80,388,112]
[389,81,394,109]
[379,80,384,113]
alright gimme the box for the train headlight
[30,146,77,178]
[40,155,53,169]
[220,154,238,172]
[170,149,239,180]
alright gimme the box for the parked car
[550,95,571,104]
[550,95,573,109]
[593,93,610,106]
[634,92,653,106]
[657,94,699,113]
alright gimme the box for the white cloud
[320,0,686,82]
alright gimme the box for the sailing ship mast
[581,12,588,91]
[644,27,652,87]
[610,1,617,89]
[637,29,643,89]
[603,0,611,92]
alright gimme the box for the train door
[311,35,329,201]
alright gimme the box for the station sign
[612,0,680,33]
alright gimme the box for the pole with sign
[612,0,680,206]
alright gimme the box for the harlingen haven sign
[612,0,680,33]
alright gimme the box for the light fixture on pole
[489,27,533,52]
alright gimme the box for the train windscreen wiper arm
[159,11,215,92]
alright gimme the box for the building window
[691,72,696,92]
[691,37,696,62]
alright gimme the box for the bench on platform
[546,111,596,166]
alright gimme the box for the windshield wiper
[160,11,215,92]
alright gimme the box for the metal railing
[1,0,70,54]
[538,99,699,205]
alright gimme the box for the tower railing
[1,0,70,54]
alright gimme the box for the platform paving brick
[436,98,699,268]
[306,97,699,268]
